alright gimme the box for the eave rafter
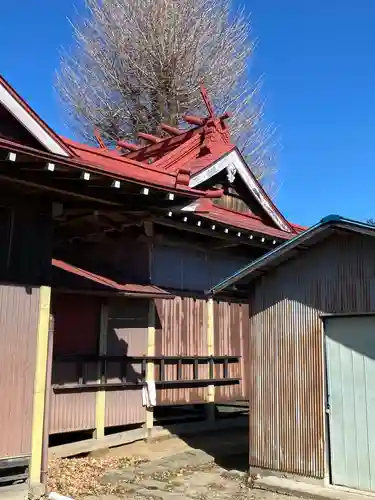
[155,211,282,250]
[0,146,195,209]
[55,210,151,244]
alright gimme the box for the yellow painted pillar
[145,300,156,439]
[206,298,216,421]
[30,286,51,484]
[94,302,108,440]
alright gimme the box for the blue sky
[1,1,374,226]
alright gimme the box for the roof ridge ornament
[200,83,215,120]
[226,163,237,184]
[94,128,107,150]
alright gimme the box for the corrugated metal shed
[247,231,375,479]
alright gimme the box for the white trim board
[0,81,70,157]
[189,149,291,232]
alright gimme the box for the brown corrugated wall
[0,285,40,459]
[50,293,100,434]
[214,300,249,402]
[155,296,208,404]
[105,298,148,427]
[248,232,375,479]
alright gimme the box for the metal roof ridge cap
[208,214,375,295]
[207,219,328,295]
[65,140,185,178]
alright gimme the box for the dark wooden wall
[59,237,150,285]
[0,201,52,286]
[151,244,249,292]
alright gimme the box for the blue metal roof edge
[206,215,375,295]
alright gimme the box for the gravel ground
[49,451,300,500]
[48,429,300,500]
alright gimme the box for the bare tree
[56,0,277,187]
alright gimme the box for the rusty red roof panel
[194,199,304,239]
[58,136,224,198]
[0,134,222,199]
[0,75,223,198]
[52,258,174,298]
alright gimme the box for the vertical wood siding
[248,233,375,479]
[155,296,208,404]
[213,301,249,402]
[50,293,100,434]
[105,298,148,427]
[151,244,249,292]
[0,285,40,458]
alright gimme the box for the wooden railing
[52,354,241,392]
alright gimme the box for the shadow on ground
[159,406,249,472]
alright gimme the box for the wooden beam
[183,115,205,126]
[30,286,51,485]
[206,298,215,422]
[145,301,156,440]
[56,213,151,243]
[117,140,141,152]
[94,129,106,149]
[124,128,197,161]
[210,241,244,251]
[0,160,191,208]
[155,217,275,249]
[160,124,184,136]
[94,302,108,440]
[58,212,98,227]
[143,221,154,238]
[0,171,121,206]
[138,132,162,144]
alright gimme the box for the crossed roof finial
[200,83,215,120]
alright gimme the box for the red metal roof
[52,259,173,298]
[193,199,304,239]
[0,134,222,199]
[120,116,232,175]
[59,136,223,196]
[111,109,296,236]
[0,74,304,235]
[0,74,223,199]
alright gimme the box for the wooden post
[94,302,108,440]
[206,298,216,421]
[30,286,51,485]
[145,300,156,439]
